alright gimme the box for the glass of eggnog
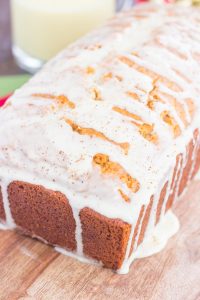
[11,0,116,73]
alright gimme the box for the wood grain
[0,180,199,300]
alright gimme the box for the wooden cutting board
[0,180,199,300]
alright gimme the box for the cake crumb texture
[8,182,76,251]
[80,207,131,270]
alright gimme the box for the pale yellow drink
[11,0,115,61]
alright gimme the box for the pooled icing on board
[118,211,180,274]
[195,170,200,180]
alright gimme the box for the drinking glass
[11,0,133,73]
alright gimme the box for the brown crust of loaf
[80,208,131,270]
[165,129,200,215]
[137,196,154,246]
[191,129,200,179]
[8,181,76,251]
[192,145,200,178]
[0,129,199,270]
[0,187,6,221]
[138,129,200,253]
[8,181,132,270]
[178,134,196,195]
[165,154,182,212]
[155,182,168,225]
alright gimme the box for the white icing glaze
[137,211,179,257]
[55,246,102,267]
[0,4,200,272]
[195,170,200,180]
[0,179,15,229]
[118,211,180,274]
[72,207,83,256]
[0,223,8,230]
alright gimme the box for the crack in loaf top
[0,4,200,220]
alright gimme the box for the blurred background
[0,0,133,76]
[0,0,197,99]
[0,0,132,99]
[0,0,21,76]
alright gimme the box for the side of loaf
[0,4,200,273]
[0,131,200,270]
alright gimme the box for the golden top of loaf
[0,4,200,222]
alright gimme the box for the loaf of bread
[0,4,200,273]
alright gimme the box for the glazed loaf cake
[0,4,200,273]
